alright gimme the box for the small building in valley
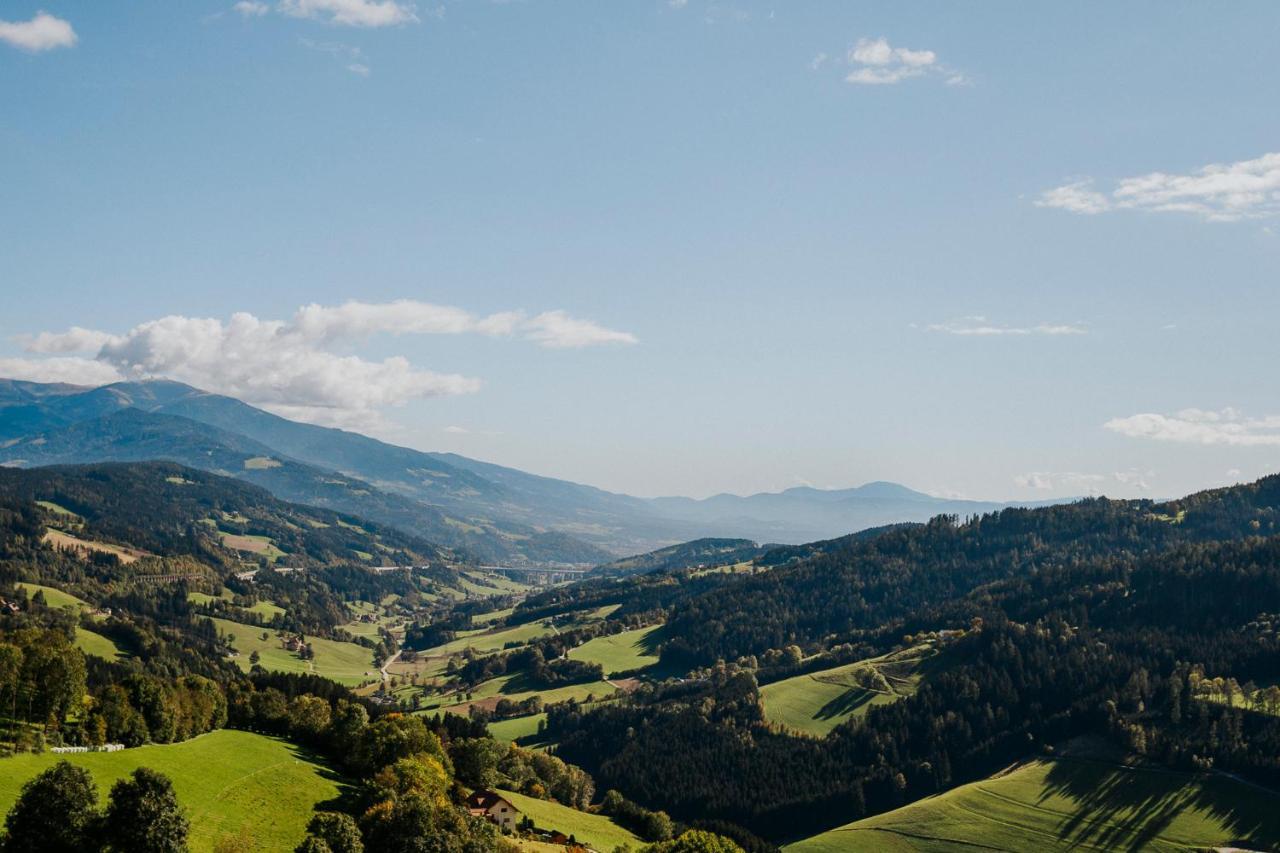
[465,790,520,831]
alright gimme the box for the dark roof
[465,790,513,810]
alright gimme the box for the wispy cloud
[1105,408,1280,447]
[233,1,270,17]
[521,310,639,349]
[840,37,968,87]
[1037,152,1280,222]
[0,11,77,52]
[8,300,636,428]
[923,316,1088,337]
[1014,471,1106,493]
[278,0,418,27]
[1014,469,1153,494]
[299,37,371,75]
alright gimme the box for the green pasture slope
[213,617,376,686]
[784,749,1280,852]
[486,713,548,744]
[0,729,344,852]
[74,626,126,660]
[566,624,663,675]
[496,789,640,851]
[16,581,89,611]
[760,644,937,737]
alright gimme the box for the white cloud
[233,1,270,17]
[842,37,961,87]
[1014,471,1106,493]
[925,316,1088,337]
[22,327,119,354]
[522,310,639,349]
[1035,180,1111,215]
[278,0,418,27]
[1105,408,1280,447]
[0,357,124,386]
[443,425,469,434]
[9,301,635,428]
[809,52,827,71]
[0,11,77,52]
[668,0,689,7]
[346,62,370,76]
[1038,152,1280,222]
[291,300,521,341]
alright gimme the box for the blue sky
[2,1,1279,500]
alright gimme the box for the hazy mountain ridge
[0,378,1073,556]
[0,399,610,565]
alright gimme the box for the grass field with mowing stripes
[784,746,1280,852]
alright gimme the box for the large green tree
[101,768,189,853]
[2,761,98,853]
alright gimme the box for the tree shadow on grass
[813,687,881,721]
[637,625,668,658]
[276,738,358,815]
[1039,756,1280,851]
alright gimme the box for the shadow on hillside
[278,738,358,815]
[1039,757,1280,851]
[637,625,668,657]
[814,687,880,721]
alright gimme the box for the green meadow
[16,582,89,612]
[74,626,127,660]
[495,789,640,851]
[0,730,344,853]
[760,644,937,737]
[485,713,548,744]
[212,617,376,686]
[566,624,663,675]
[784,748,1280,852]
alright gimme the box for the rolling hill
[0,461,445,571]
[783,742,1280,852]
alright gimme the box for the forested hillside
[508,476,1280,846]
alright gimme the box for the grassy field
[566,625,663,675]
[17,582,89,611]
[36,499,80,518]
[784,746,1280,852]
[473,606,516,625]
[422,621,558,658]
[42,529,150,563]
[74,627,127,660]
[217,532,286,563]
[212,617,376,686]
[188,590,233,607]
[189,591,285,622]
[486,713,548,744]
[0,729,344,853]
[429,675,617,717]
[495,789,640,851]
[760,644,937,737]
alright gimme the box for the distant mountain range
[0,378,1072,561]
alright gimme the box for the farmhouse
[465,789,520,831]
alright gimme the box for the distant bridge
[479,565,591,584]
